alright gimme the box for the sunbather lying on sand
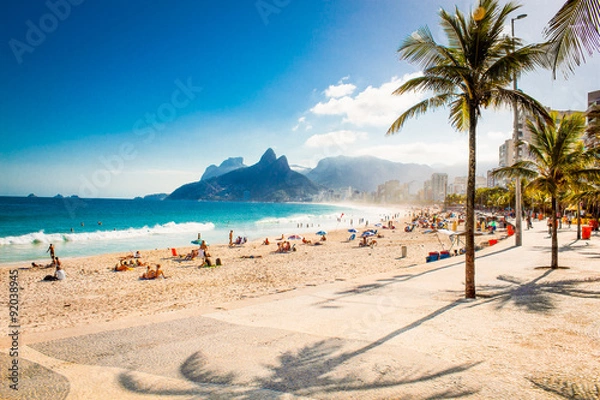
[115,262,133,272]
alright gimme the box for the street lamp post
[511,13,527,247]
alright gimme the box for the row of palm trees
[387,0,600,298]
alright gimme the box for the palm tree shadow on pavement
[467,269,600,313]
[118,312,481,399]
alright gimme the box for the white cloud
[351,140,468,165]
[292,116,312,132]
[304,130,369,148]
[310,73,425,128]
[324,82,357,98]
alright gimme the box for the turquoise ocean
[0,196,390,265]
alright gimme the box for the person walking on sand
[229,230,233,246]
[47,243,55,260]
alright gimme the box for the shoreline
[0,202,401,266]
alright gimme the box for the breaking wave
[0,221,215,246]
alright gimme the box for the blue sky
[1,0,598,198]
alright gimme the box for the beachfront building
[448,176,467,196]
[486,170,497,188]
[587,90,600,147]
[448,175,487,195]
[376,180,404,203]
[431,173,448,203]
[589,90,600,107]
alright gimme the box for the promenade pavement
[2,224,599,399]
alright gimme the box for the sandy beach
[2,213,492,335]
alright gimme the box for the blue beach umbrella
[316,230,327,236]
[348,228,357,233]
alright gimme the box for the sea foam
[0,221,215,246]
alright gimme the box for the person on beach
[229,230,234,246]
[140,264,166,279]
[140,266,153,279]
[184,249,199,261]
[47,243,55,260]
[43,265,65,281]
[154,264,166,278]
[134,251,141,258]
[115,260,133,271]
[200,240,210,257]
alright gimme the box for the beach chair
[171,248,179,257]
[348,233,356,241]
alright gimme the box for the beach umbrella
[348,228,357,233]
[316,230,327,236]
[361,231,374,237]
[287,234,302,240]
[191,239,202,245]
[374,223,383,227]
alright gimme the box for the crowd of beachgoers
[0,206,510,334]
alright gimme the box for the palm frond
[392,75,458,96]
[398,26,456,70]
[487,87,552,125]
[492,160,538,180]
[544,0,600,78]
[386,94,453,135]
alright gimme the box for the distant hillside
[134,193,168,201]
[305,155,433,192]
[168,149,320,202]
[201,157,246,181]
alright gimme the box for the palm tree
[544,0,600,78]
[494,112,600,268]
[387,0,550,298]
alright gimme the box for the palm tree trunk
[465,108,477,298]
[551,194,559,269]
[577,202,582,240]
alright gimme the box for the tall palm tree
[494,112,600,268]
[387,0,550,298]
[544,0,600,78]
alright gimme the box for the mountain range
[167,149,320,202]
[166,148,479,202]
[201,157,247,181]
[305,155,432,192]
